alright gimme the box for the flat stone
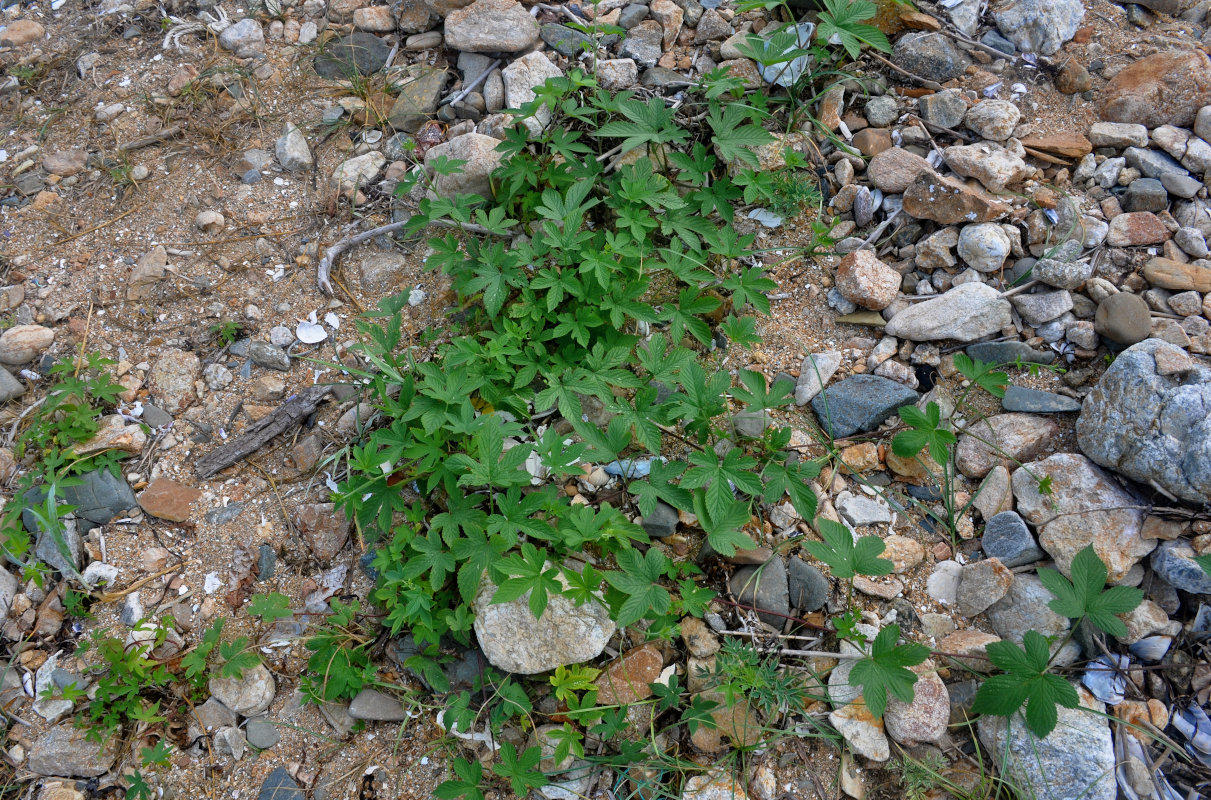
[866,148,934,194]
[502,51,563,135]
[892,31,970,82]
[836,491,891,526]
[918,89,967,129]
[1088,122,1149,149]
[945,142,1030,193]
[314,33,393,79]
[1077,338,1211,505]
[444,0,539,52]
[1151,540,1211,593]
[956,413,1059,479]
[137,477,202,522]
[27,725,118,777]
[257,767,305,800]
[1106,212,1170,247]
[1010,290,1073,326]
[810,374,920,438]
[641,501,678,537]
[1012,453,1151,582]
[885,283,1013,342]
[387,68,447,133]
[425,133,505,198]
[1001,386,1082,413]
[245,717,281,749]
[965,341,1055,365]
[992,0,1083,54]
[541,23,595,56]
[348,688,408,721]
[149,348,201,414]
[982,511,1044,567]
[829,701,890,761]
[0,324,53,365]
[964,100,1020,142]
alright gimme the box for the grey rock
[210,663,276,717]
[1151,540,1211,593]
[474,570,615,674]
[965,341,1055,365]
[33,517,82,575]
[313,33,392,79]
[0,568,16,625]
[444,0,539,53]
[1087,122,1148,149]
[977,689,1115,800]
[864,95,899,127]
[541,23,594,56]
[885,283,1013,342]
[425,133,504,198]
[618,4,649,28]
[0,367,25,403]
[985,574,1080,665]
[788,557,829,613]
[826,286,857,314]
[1032,257,1092,291]
[837,491,891,526]
[620,20,663,68]
[257,543,277,580]
[955,558,1013,616]
[992,0,1083,55]
[1010,290,1073,325]
[980,29,1016,54]
[388,67,447,133]
[1076,338,1211,505]
[796,351,842,405]
[1124,146,1188,180]
[892,32,970,82]
[258,767,305,800]
[1174,226,1209,258]
[144,403,174,428]
[732,409,770,438]
[1162,172,1203,199]
[1123,178,1169,213]
[218,18,264,54]
[120,592,144,627]
[28,724,118,777]
[248,341,291,372]
[245,717,280,749]
[203,363,233,391]
[918,89,967,129]
[205,502,246,525]
[319,700,356,736]
[1001,386,1082,413]
[958,223,1012,272]
[641,67,687,91]
[275,122,312,171]
[810,374,920,438]
[963,100,1020,142]
[189,697,238,741]
[946,0,981,35]
[730,556,789,627]
[641,501,678,538]
[982,511,1044,567]
[348,688,408,720]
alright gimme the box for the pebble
[795,351,842,405]
[964,100,1020,141]
[348,688,408,721]
[956,413,1059,479]
[257,767,304,800]
[955,557,1014,616]
[275,122,312,171]
[248,340,291,372]
[313,33,392,79]
[787,557,829,613]
[892,32,969,82]
[1000,385,1082,413]
[210,663,276,717]
[0,324,53,365]
[218,18,265,55]
[0,19,45,47]
[885,283,1012,342]
[982,511,1044,567]
[641,501,678,538]
[1093,292,1151,345]
[864,95,899,128]
[957,223,1011,272]
[835,250,900,310]
[810,374,920,438]
[137,477,202,522]
[729,557,789,627]
[27,725,117,777]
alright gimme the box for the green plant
[972,546,1143,737]
[894,751,950,800]
[815,0,892,59]
[847,625,930,719]
[181,618,261,690]
[210,320,243,347]
[301,598,378,702]
[1,354,125,578]
[78,623,173,740]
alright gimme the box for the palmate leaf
[436,758,486,800]
[594,93,690,152]
[1036,545,1143,637]
[848,625,930,719]
[493,543,562,620]
[892,402,955,465]
[761,458,821,522]
[682,447,763,520]
[953,353,1010,399]
[632,459,692,516]
[691,490,755,557]
[604,547,672,626]
[1197,554,1211,578]
[804,518,892,579]
[971,630,1081,739]
[707,102,775,168]
[816,0,890,59]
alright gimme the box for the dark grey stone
[980,29,1016,54]
[918,89,967,129]
[981,511,1044,567]
[787,557,829,613]
[249,341,291,372]
[242,169,262,185]
[313,33,392,79]
[641,501,678,538]
[618,3,649,27]
[1001,386,1082,413]
[892,32,970,82]
[1124,146,1188,180]
[348,688,407,721]
[1161,172,1203,199]
[205,502,246,525]
[729,556,789,627]
[1151,541,1211,593]
[810,374,920,439]
[258,767,305,800]
[0,367,25,403]
[24,468,136,529]
[257,544,277,581]
[1122,178,1168,212]
[966,341,1056,365]
[541,23,595,56]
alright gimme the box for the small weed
[210,320,244,347]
